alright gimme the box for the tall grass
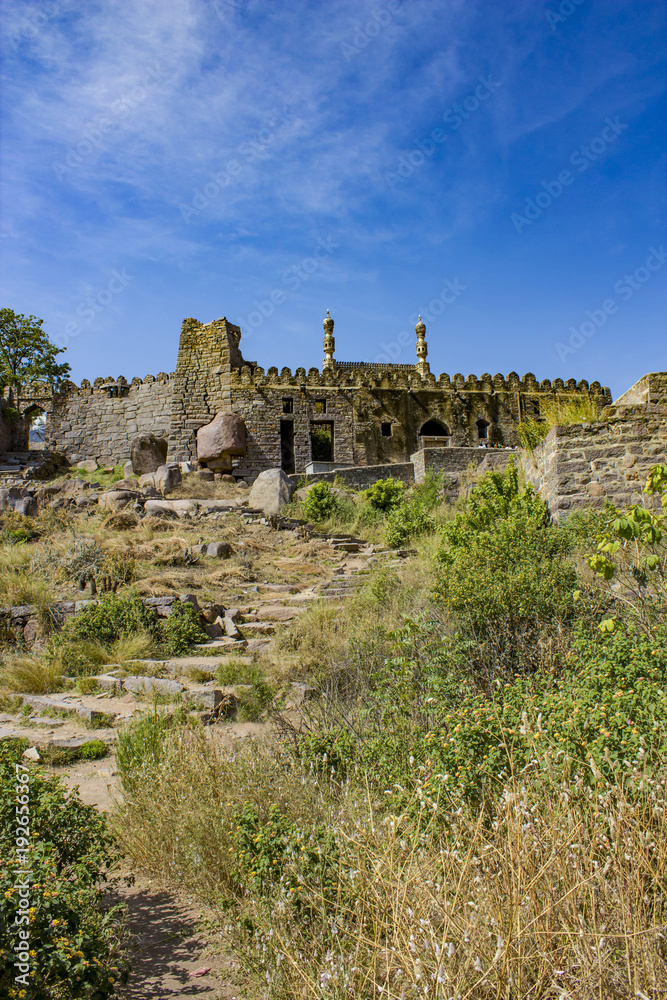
[519,395,605,452]
[115,719,667,999]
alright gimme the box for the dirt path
[51,756,253,999]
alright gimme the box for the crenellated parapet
[227,363,611,400]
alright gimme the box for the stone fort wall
[24,314,612,471]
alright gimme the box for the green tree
[0,309,70,440]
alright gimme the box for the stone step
[17,694,114,725]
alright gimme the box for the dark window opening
[310,421,334,462]
[381,422,392,437]
[280,420,295,473]
[533,401,541,418]
[282,398,293,414]
[314,399,326,414]
[477,419,490,440]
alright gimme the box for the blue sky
[1,0,665,399]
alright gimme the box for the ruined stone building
[23,311,611,481]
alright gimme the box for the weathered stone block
[131,433,168,475]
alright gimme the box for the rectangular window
[282,398,293,414]
[381,422,392,437]
[314,399,326,414]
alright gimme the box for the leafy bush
[302,482,344,523]
[160,600,207,656]
[58,592,206,658]
[587,464,667,635]
[0,742,129,998]
[361,477,405,512]
[385,495,435,548]
[60,592,155,647]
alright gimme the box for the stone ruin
[6,310,665,517]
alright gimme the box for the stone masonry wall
[43,377,174,466]
[522,402,667,517]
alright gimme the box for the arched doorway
[419,419,450,448]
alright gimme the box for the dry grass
[0,651,64,693]
[114,721,667,1000]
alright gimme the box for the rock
[223,617,243,639]
[23,746,41,762]
[98,490,136,511]
[179,594,201,610]
[123,460,134,479]
[290,682,318,704]
[220,474,236,483]
[236,480,249,490]
[179,461,196,474]
[206,541,233,559]
[13,497,38,517]
[130,433,168,475]
[154,464,182,495]
[196,411,246,471]
[201,603,225,623]
[122,676,184,696]
[77,459,98,472]
[75,495,96,508]
[144,499,197,518]
[248,468,295,516]
[91,673,123,693]
[23,619,47,650]
[186,687,224,710]
[204,622,224,638]
[195,469,215,481]
[224,608,241,622]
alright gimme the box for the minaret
[322,309,335,370]
[415,315,429,376]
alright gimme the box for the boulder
[144,499,197,518]
[248,468,295,516]
[195,469,215,481]
[98,490,136,511]
[205,541,233,559]
[122,676,184,696]
[196,412,246,470]
[130,433,168,475]
[138,465,181,494]
[154,465,182,494]
[123,460,135,479]
[13,497,38,517]
[77,459,98,473]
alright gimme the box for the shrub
[0,742,129,998]
[302,482,345,523]
[385,496,435,548]
[60,592,155,648]
[159,600,207,656]
[361,477,405,512]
